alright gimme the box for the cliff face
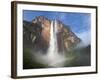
[23,16,81,53]
[32,16,51,46]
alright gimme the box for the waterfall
[33,20,66,67]
[47,20,58,59]
[47,20,66,67]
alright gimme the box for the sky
[23,10,91,46]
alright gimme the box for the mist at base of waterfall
[23,45,90,69]
[32,52,68,67]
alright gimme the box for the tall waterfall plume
[47,20,66,67]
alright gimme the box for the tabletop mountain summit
[23,16,81,54]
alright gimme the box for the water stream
[47,20,58,59]
[47,20,66,67]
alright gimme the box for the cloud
[75,30,91,48]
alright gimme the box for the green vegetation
[23,48,47,69]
